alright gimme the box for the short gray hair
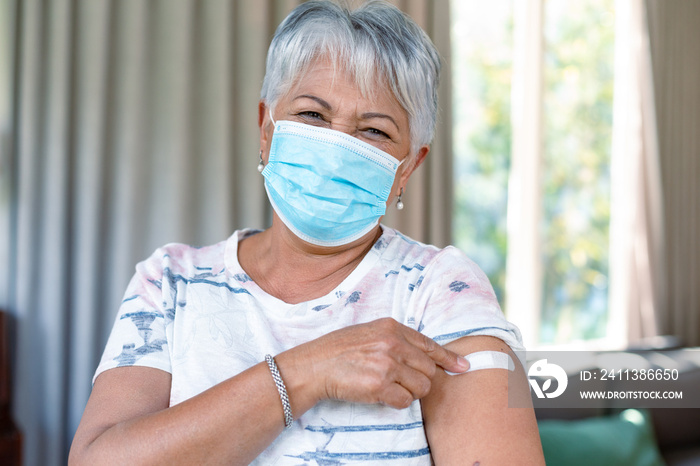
[260,0,441,154]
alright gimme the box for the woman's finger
[379,382,416,410]
[404,329,470,374]
[389,363,433,401]
[304,319,470,406]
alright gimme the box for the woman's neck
[237,219,382,304]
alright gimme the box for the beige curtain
[0,1,452,465]
[608,0,667,344]
[645,0,700,346]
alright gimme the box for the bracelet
[265,354,293,429]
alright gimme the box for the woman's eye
[299,111,323,120]
[367,128,389,138]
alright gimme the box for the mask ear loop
[257,150,264,173]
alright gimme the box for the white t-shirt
[95,226,523,464]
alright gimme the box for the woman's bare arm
[422,335,545,465]
[68,360,310,466]
[69,318,468,465]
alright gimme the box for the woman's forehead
[285,57,404,114]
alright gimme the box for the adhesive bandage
[446,350,515,375]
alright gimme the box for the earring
[396,188,404,210]
[257,150,265,173]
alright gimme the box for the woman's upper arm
[69,366,171,463]
[421,335,545,465]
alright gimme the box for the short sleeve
[416,246,524,353]
[93,248,173,384]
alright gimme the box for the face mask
[261,115,403,247]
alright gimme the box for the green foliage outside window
[452,0,513,306]
[541,0,615,343]
[452,0,615,344]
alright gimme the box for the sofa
[531,346,700,465]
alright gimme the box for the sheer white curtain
[608,0,666,344]
[504,0,544,348]
[0,1,452,465]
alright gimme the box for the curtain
[608,0,667,344]
[0,1,453,465]
[645,0,700,346]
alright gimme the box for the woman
[70,1,544,464]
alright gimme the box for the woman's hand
[276,318,470,411]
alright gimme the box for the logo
[528,359,568,398]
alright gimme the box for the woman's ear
[398,145,430,188]
[258,100,271,151]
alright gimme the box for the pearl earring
[257,150,264,173]
[396,188,404,210]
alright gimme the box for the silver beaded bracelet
[265,354,293,429]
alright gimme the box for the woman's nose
[328,120,358,137]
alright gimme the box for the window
[451,0,616,347]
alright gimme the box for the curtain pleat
[67,0,111,442]
[646,0,700,346]
[104,0,151,338]
[14,1,73,463]
[608,0,667,344]
[427,0,453,248]
[2,1,452,464]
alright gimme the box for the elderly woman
[70,1,543,464]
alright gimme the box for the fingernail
[456,356,470,371]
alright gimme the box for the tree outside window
[451,0,616,345]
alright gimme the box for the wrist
[274,349,324,419]
[265,355,293,428]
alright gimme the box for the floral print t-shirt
[95,226,524,465]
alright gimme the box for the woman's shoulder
[380,227,482,273]
[136,230,253,279]
[378,226,437,258]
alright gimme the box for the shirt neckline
[224,227,391,315]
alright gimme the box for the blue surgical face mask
[261,114,403,247]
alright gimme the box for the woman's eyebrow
[293,94,331,110]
